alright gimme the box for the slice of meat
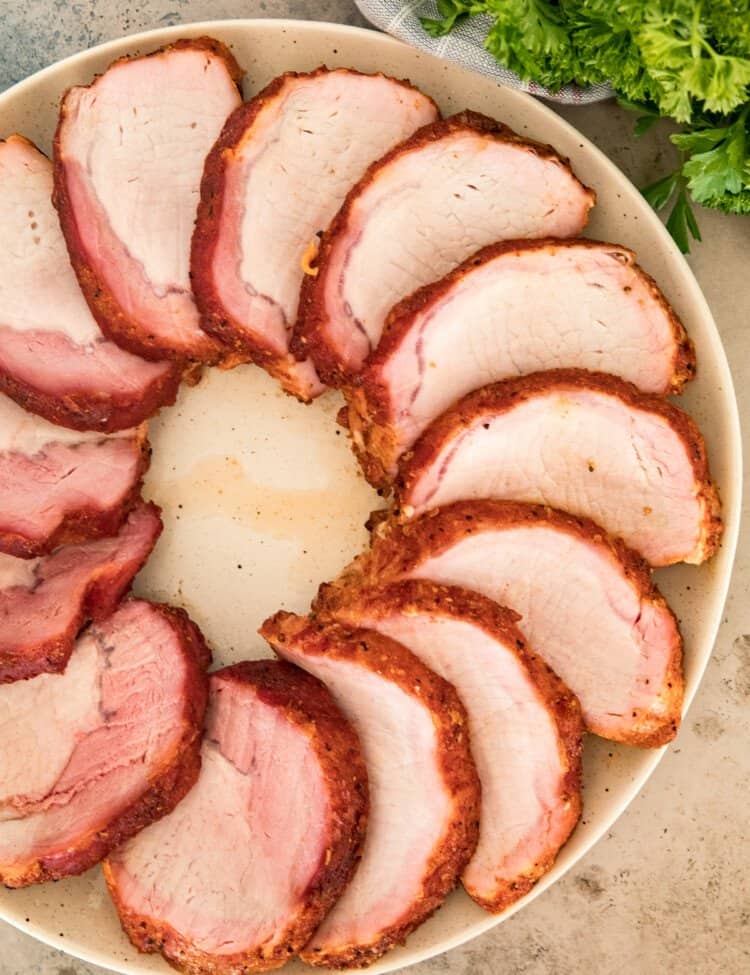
[260,612,480,968]
[54,38,243,364]
[105,660,368,975]
[293,110,595,385]
[0,501,162,683]
[0,394,149,558]
[191,68,439,400]
[328,580,583,913]
[0,599,209,887]
[0,136,180,432]
[347,238,696,487]
[397,369,721,566]
[319,501,684,747]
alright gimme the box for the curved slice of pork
[0,136,180,432]
[0,395,149,558]
[191,68,438,400]
[260,612,480,968]
[398,369,721,566]
[319,500,684,747]
[105,660,368,975]
[0,502,161,683]
[327,580,583,913]
[293,111,595,385]
[347,239,696,487]
[0,599,209,887]
[54,38,243,364]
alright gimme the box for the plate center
[136,364,376,662]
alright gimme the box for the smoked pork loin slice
[105,660,367,975]
[260,612,480,968]
[397,369,721,567]
[0,136,180,432]
[293,111,595,384]
[328,580,583,913]
[54,38,243,364]
[0,502,161,683]
[347,239,696,487]
[320,501,684,747]
[191,67,438,400]
[0,599,209,887]
[0,394,149,558]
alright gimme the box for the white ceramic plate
[0,18,742,975]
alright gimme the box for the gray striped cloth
[355,1,612,105]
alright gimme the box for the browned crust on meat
[292,110,595,387]
[0,427,152,559]
[0,354,181,434]
[142,37,243,83]
[326,579,583,912]
[260,611,481,968]
[106,658,368,975]
[345,238,697,489]
[222,660,368,937]
[190,70,318,395]
[2,600,211,887]
[0,639,72,686]
[0,135,182,430]
[52,38,244,367]
[344,385,401,492]
[396,368,722,565]
[90,37,244,86]
[316,499,684,748]
[191,67,437,400]
[0,502,163,684]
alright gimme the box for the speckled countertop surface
[1,2,748,974]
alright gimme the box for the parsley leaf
[672,107,750,202]
[704,187,750,213]
[566,2,653,100]
[707,1,750,59]
[482,1,575,92]
[421,1,485,38]
[666,185,703,254]
[641,171,680,211]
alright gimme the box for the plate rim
[0,16,743,975]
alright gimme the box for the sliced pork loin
[0,599,209,887]
[260,612,480,968]
[320,501,684,747]
[0,502,161,683]
[54,38,243,365]
[293,111,595,384]
[0,395,149,558]
[328,580,583,913]
[0,136,180,432]
[397,369,721,567]
[191,68,438,400]
[105,660,368,975]
[347,239,696,487]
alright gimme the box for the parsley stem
[692,4,703,61]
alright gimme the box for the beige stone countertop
[1,3,748,974]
